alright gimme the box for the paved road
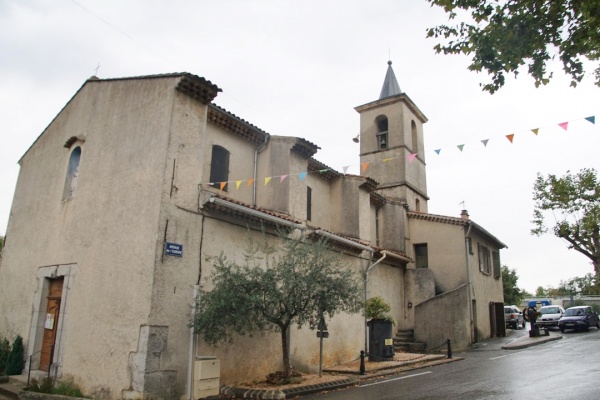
[303,325,600,399]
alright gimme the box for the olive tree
[532,168,600,276]
[426,0,600,93]
[191,230,363,379]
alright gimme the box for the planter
[367,319,394,362]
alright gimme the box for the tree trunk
[280,325,291,377]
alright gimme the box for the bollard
[446,338,452,359]
[359,350,366,375]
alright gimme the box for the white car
[536,305,565,329]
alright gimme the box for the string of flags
[207,115,596,190]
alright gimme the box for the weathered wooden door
[40,278,63,371]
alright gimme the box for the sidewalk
[501,330,562,350]
[219,352,463,399]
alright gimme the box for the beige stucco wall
[0,77,181,398]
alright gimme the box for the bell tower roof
[379,60,401,99]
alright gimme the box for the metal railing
[27,343,56,386]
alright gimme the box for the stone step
[394,341,427,353]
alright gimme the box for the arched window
[375,115,388,150]
[210,145,230,191]
[415,198,421,212]
[411,120,418,154]
[63,146,81,200]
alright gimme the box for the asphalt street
[302,324,600,400]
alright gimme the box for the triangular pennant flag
[361,162,370,173]
[408,153,417,162]
[208,182,215,186]
[481,139,489,147]
[457,144,465,152]
[264,177,272,185]
[219,182,227,191]
[246,178,254,187]
[585,116,595,124]
[319,169,328,173]
[342,166,349,174]
[506,134,514,143]
[299,172,307,181]
[279,175,288,183]
[434,149,441,155]
[235,180,242,190]
[383,157,394,162]
[559,122,568,130]
[531,128,539,135]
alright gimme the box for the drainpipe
[253,135,270,206]
[464,222,474,344]
[187,284,200,400]
[364,251,386,353]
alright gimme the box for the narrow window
[375,115,388,150]
[63,146,81,200]
[414,243,428,268]
[210,145,229,191]
[478,243,491,274]
[306,186,312,221]
[411,120,418,154]
[492,251,501,279]
[415,198,420,212]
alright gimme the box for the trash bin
[367,319,394,361]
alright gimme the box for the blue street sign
[165,242,183,257]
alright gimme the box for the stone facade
[0,67,505,399]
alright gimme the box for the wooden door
[40,278,63,371]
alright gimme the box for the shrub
[0,338,10,375]
[5,336,24,375]
[26,377,88,398]
[365,296,395,323]
[26,378,55,393]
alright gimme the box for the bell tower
[354,61,429,212]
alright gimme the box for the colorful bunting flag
[235,180,242,190]
[559,122,568,131]
[409,153,417,162]
[247,178,254,187]
[434,149,441,155]
[531,128,539,135]
[342,166,349,174]
[383,157,395,162]
[265,177,272,185]
[585,116,595,124]
[299,172,307,181]
[361,162,370,173]
[506,134,514,143]
[219,182,227,191]
[481,139,489,147]
[457,145,465,152]
[280,175,288,183]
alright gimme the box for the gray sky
[1,0,598,293]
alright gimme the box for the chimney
[460,210,470,220]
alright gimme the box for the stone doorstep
[216,355,464,399]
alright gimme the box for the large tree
[191,231,363,379]
[532,168,600,276]
[502,265,525,305]
[426,0,600,93]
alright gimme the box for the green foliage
[191,230,364,376]
[5,336,24,375]
[501,266,525,305]
[426,0,600,93]
[556,273,600,296]
[531,168,600,276]
[0,338,10,375]
[534,286,547,298]
[26,378,55,393]
[25,377,87,398]
[365,296,394,323]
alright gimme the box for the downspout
[364,251,386,353]
[187,284,200,400]
[464,222,474,344]
[253,134,270,206]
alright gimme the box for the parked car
[536,305,565,329]
[504,305,525,329]
[558,305,600,332]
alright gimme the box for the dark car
[558,306,600,332]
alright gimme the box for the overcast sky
[1,0,598,293]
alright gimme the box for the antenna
[93,62,101,76]
[459,201,466,209]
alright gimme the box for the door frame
[27,264,78,376]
